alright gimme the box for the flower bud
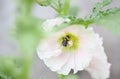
[35,0,53,6]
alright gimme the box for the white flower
[37,24,111,79]
[42,17,70,32]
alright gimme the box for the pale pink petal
[86,57,111,79]
[57,51,92,75]
[85,32,111,79]
[73,50,92,73]
[37,43,61,59]
[43,53,71,71]
[57,50,92,75]
[37,32,64,59]
[57,54,74,75]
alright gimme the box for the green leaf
[89,0,120,34]
[35,0,54,6]
[91,0,112,20]
[63,0,71,15]
[69,16,93,27]
[0,57,24,79]
[94,8,120,34]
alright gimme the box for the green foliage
[59,74,79,79]
[35,0,71,16]
[0,57,24,79]
[62,0,70,15]
[35,0,53,6]
[94,8,120,34]
[89,0,120,34]
[17,0,33,14]
[69,16,93,28]
[52,0,120,34]
[64,75,78,79]
[15,15,44,53]
[90,0,112,20]
[14,0,47,79]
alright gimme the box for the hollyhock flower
[37,19,111,79]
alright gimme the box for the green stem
[17,41,34,79]
[21,53,32,79]
[17,0,33,15]
[50,4,58,12]
[57,0,63,15]
[25,0,33,14]
[16,0,34,79]
[50,0,71,16]
[63,0,71,16]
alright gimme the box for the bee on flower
[37,18,111,79]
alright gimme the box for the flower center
[58,32,79,52]
[62,35,72,47]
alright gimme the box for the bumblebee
[62,35,70,47]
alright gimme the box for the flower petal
[85,32,111,79]
[86,57,111,79]
[57,50,92,75]
[57,54,73,75]
[37,34,62,59]
[43,53,71,71]
[73,50,92,73]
